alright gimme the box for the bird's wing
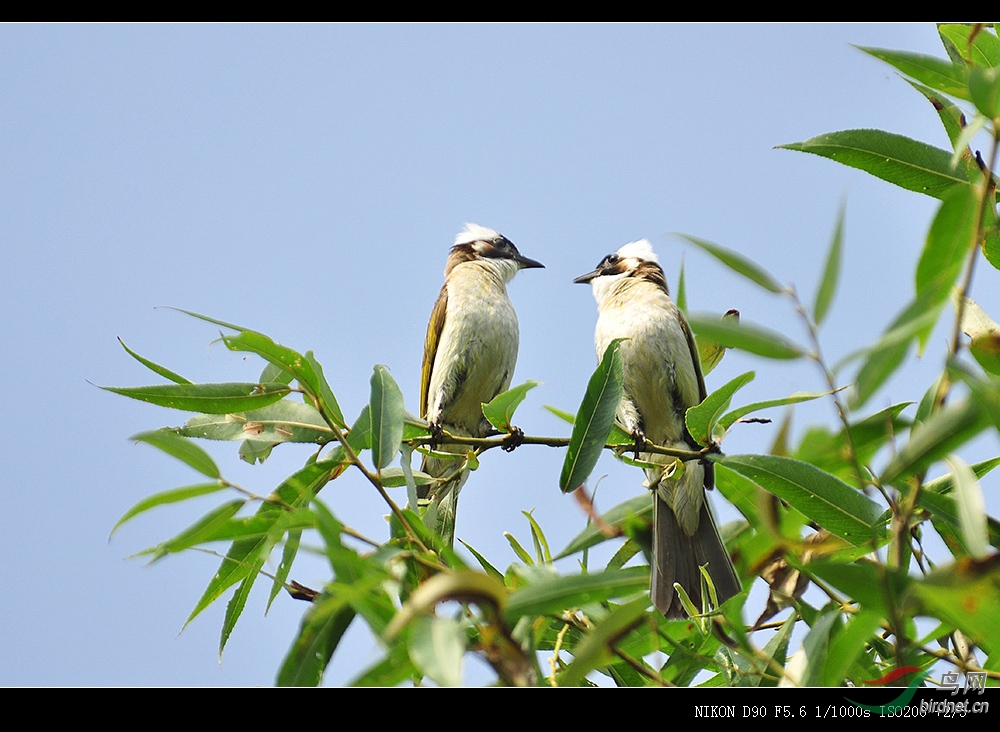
[420,283,449,419]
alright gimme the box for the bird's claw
[502,426,524,452]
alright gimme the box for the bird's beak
[516,254,545,270]
[573,268,601,284]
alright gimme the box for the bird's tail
[652,494,741,619]
[418,450,471,547]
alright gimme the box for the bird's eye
[605,254,619,265]
[493,237,509,250]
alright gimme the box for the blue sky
[3,23,995,686]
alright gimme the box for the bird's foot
[632,429,647,459]
[428,420,444,449]
[501,426,524,452]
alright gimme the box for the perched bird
[419,223,544,545]
[574,239,740,618]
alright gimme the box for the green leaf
[117,337,192,384]
[686,313,805,360]
[824,609,886,687]
[504,567,650,624]
[482,381,539,432]
[559,339,625,492]
[303,350,346,428]
[557,493,652,558]
[522,510,552,564]
[857,47,971,100]
[110,482,226,538]
[277,592,355,687]
[183,462,332,629]
[685,371,755,446]
[676,234,786,294]
[813,202,844,327]
[369,365,405,471]
[946,456,990,560]
[130,429,221,478]
[147,500,245,561]
[938,24,1000,68]
[268,529,301,612]
[970,64,1000,119]
[779,129,968,199]
[410,616,466,687]
[221,564,262,659]
[180,400,334,445]
[102,382,291,414]
[911,556,1000,654]
[558,596,649,687]
[718,389,834,432]
[164,307,248,332]
[717,455,884,545]
[916,185,979,307]
[958,296,1000,375]
[881,396,989,485]
[695,309,740,376]
[544,405,632,445]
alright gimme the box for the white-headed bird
[574,239,740,618]
[419,223,543,545]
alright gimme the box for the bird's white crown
[455,223,502,246]
[616,239,658,264]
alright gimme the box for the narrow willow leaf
[303,350,346,428]
[504,567,649,623]
[457,540,504,583]
[676,257,687,312]
[906,79,970,147]
[522,510,551,564]
[149,500,244,561]
[813,203,844,327]
[117,337,192,384]
[277,593,355,687]
[948,359,1000,433]
[685,371,755,446]
[686,313,805,360]
[556,493,652,558]
[482,380,539,431]
[696,309,740,376]
[939,24,1000,68]
[796,605,841,687]
[857,47,971,99]
[779,130,968,199]
[180,401,334,445]
[946,456,990,559]
[130,429,221,478]
[719,389,834,432]
[916,185,979,307]
[558,596,649,687]
[676,234,786,294]
[369,365,405,471]
[852,293,944,407]
[268,529,301,612]
[911,557,1000,656]
[164,307,248,332]
[718,455,884,545]
[823,609,886,687]
[504,532,534,565]
[220,560,263,659]
[881,396,989,485]
[222,330,317,390]
[111,482,225,538]
[410,616,466,687]
[103,382,290,414]
[258,361,294,386]
[183,462,332,629]
[559,339,624,492]
[970,64,1000,119]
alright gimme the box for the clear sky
[3,23,995,686]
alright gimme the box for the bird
[574,239,740,618]
[418,223,544,546]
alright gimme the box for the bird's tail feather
[419,452,470,547]
[652,497,741,619]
